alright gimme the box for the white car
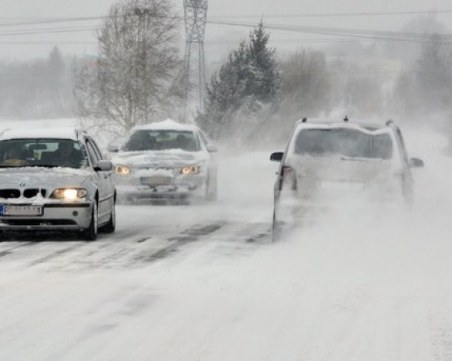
[270,118,424,240]
[109,119,218,203]
[0,128,116,240]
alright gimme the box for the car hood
[112,150,207,168]
[0,167,91,189]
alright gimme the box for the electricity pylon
[183,0,208,121]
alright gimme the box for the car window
[294,128,393,160]
[0,138,87,168]
[85,139,101,166]
[86,137,104,160]
[123,130,200,152]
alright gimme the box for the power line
[0,26,98,37]
[0,41,97,45]
[0,16,106,27]
[208,9,452,19]
[0,8,449,29]
[207,19,452,44]
[0,8,450,23]
[0,14,450,45]
[0,14,181,28]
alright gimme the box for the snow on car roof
[0,127,81,141]
[295,119,394,134]
[131,119,199,132]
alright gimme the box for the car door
[85,137,114,224]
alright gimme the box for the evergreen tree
[198,22,280,139]
[247,21,280,104]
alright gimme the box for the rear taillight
[281,165,293,177]
[278,165,297,191]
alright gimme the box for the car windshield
[0,139,87,168]
[123,130,200,152]
[294,128,393,160]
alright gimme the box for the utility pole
[183,0,208,121]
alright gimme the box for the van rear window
[294,129,393,159]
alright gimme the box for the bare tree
[279,49,333,119]
[74,0,183,134]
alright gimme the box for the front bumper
[115,175,207,202]
[0,202,93,231]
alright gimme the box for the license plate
[140,176,172,186]
[0,205,43,216]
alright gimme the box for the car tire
[81,202,98,241]
[100,200,116,234]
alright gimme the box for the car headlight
[115,165,131,176]
[50,188,88,201]
[180,165,201,175]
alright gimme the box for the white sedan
[109,119,218,203]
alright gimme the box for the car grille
[140,176,172,186]
[138,167,173,171]
[0,188,46,199]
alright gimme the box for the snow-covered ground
[1,122,452,360]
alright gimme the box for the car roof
[131,119,199,132]
[0,127,85,141]
[294,118,396,133]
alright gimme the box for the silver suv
[0,128,116,240]
[270,118,424,240]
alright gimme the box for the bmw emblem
[19,182,26,187]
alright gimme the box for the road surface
[2,133,452,361]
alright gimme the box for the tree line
[1,0,452,146]
[0,46,73,120]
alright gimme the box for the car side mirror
[410,157,424,168]
[270,152,284,162]
[107,143,119,153]
[95,160,113,172]
[206,144,218,153]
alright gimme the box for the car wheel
[81,202,98,241]
[100,200,116,233]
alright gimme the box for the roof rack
[295,117,308,125]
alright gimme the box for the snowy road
[2,130,452,361]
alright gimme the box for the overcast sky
[0,0,451,61]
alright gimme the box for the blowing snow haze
[2,1,452,360]
[0,0,452,60]
[1,0,452,124]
